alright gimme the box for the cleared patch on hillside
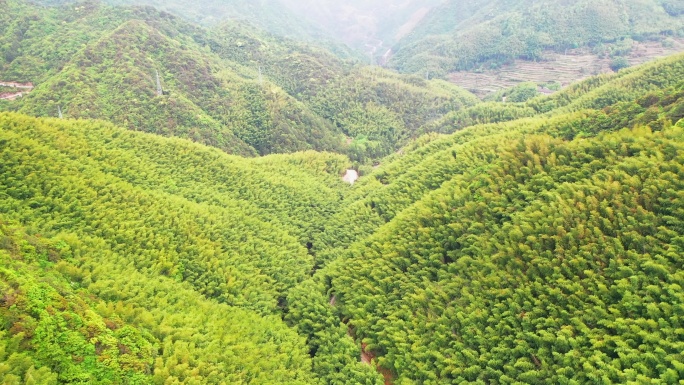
[0,81,34,100]
[394,7,431,41]
[449,38,684,98]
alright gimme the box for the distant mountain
[390,0,684,75]
[0,0,479,160]
[29,0,330,42]
[278,0,443,55]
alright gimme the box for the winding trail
[0,81,34,100]
[0,81,34,89]
[344,323,394,384]
[365,38,385,65]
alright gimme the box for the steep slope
[18,19,257,155]
[2,2,346,156]
[0,111,359,383]
[314,53,684,264]
[319,124,684,383]
[2,48,684,385]
[1,0,481,160]
[288,57,684,384]
[0,112,352,305]
[207,23,479,160]
[206,21,352,100]
[0,0,134,83]
[0,218,316,385]
[0,221,156,384]
[309,67,479,162]
[391,0,684,75]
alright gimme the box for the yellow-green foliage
[1,0,481,161]
[288,68,684,384]
[2,8,684,384]
[311,67,478,161]
[321,124,684,383]
[0,222,154,384]
[422,53,684,135]
[0,112,357,383]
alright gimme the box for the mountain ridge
[2,2,684,384]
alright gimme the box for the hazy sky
[279,0,444,45]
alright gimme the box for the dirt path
[0,81,34,89]
[0,92,27,100]
[360,342,394,385]
[0,81,34,100]
[344,325,394,385]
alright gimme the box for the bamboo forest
[1,0,684,384]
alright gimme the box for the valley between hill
[2,1,684,384]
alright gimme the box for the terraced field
[449,38,684,98]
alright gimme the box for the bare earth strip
[394,7,431,42]
[0,81,34,100]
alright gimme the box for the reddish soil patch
[361,342,374,364]
[0,81,34,100]
[0,81,33,88]
[360,342,394,385]
[0,92,26,100]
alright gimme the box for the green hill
[30,0,332,45]
[0,110,359,383]
[286,55,684,384]
[420,52,684,135]
[2,1,345,156]
[391,0,684,75]
[2,53,683,385]
[305,122,684,384]
[3,3,684,384]
[1,0,480,160]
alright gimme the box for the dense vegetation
[416,52,684,136]
[0,0,479,160]
[1,0,348,156]
[2,1,684,383]
[306,122,684,383]
[391,0,684,75]
[1,52,683,384]
[0,111,359,383]
[286,55,684,384]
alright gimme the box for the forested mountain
[1,0,346,155]
[0,111,363,384]
[288,54,684,384]
[0,0,478,159]
[2,49,684,384]
[390,0,684,75]
[30,0,332,45]
[20,0,684,79]
[424,52,684,135]
[3,1,684,384]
